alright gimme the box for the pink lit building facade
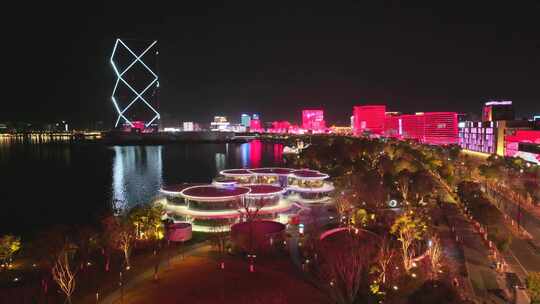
[302,109,326,132]
[353,105,386,136]
[268,121,292,133]
[504,130,540,164]
[351,104,458,145]
[249,118,262,132]
[423,112,459,145]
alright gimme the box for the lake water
[0,138,285,235]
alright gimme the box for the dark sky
[5,1,540,127]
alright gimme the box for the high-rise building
[423,112,458,145]
[249,118,262,132]
[302,109,326,132]
[352,105,386,136]
[210,116,230,131]
[382,112,458,144]
[504,129,540,164]
[241,114,251,128]
[384,112,401,138]
[110,39,160,132]
[401,114,425,141]
[460,101,531,156]
[482,100,514,122]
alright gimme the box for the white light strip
[110,38,159,128]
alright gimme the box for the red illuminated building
[505,130,540,163]
[423,112,459,145]
[353,105,386,136]
[384,113,401,138]
[269,121,291,133]
[400,114,425,141]
[250,118,262,132]
[370,110,459,145]
[302,109,326,132]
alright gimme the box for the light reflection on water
[0,138,284,233]
[110,140,283,211]
[112,146,163,212]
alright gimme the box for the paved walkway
[441,204,509,304]
[98,242,210,304]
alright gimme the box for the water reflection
[250,140,262,168]
[215,152,226,173]
[1,139,285,234]
[237,140,264,168]
[112,146,163,211]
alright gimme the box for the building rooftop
[160,183,199,194]
[181,185,250,199]
[249,167,296,175]
[292,169,329,179]
[245,184,284,195]
[220,169,253,176]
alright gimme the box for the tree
[0,234,21,268]
[427,235,443,280]
[375,236,396,285]
[408,280,463,304]
[52,246,78,304]
[73,226,98,271]
[313,232,379,304]
[395,170,412,203]
[411,170,436,204]
[390,212,427,272]
[237,195,268,223]
[447,145,461,160]
[210,224,230,268]
[392,157,419,175]
[334,190,355,227]
[351,209,370,228]
[128,203,164,241]
[236,194,274,267]
[527,272,540,304]
[102,215,135,269]
[478,164,500,186]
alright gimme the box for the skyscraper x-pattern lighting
[110,39,160,128]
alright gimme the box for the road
[489,188,540,240]
[487,188,540,273]
[441,204,509,303]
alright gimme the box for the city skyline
[3,2,540,127]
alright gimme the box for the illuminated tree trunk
[52,251,77,304]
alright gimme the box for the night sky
[5,1,540,128]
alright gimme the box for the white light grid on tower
[110,39,160,128]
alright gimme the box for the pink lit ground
[101,245,326,304]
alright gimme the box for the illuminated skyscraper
[423,112,458,145]
[250,117,262,131]
[241,114,251,128]
[482,100,514,122]
[110,39,160,131]
[352,105,386,136]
